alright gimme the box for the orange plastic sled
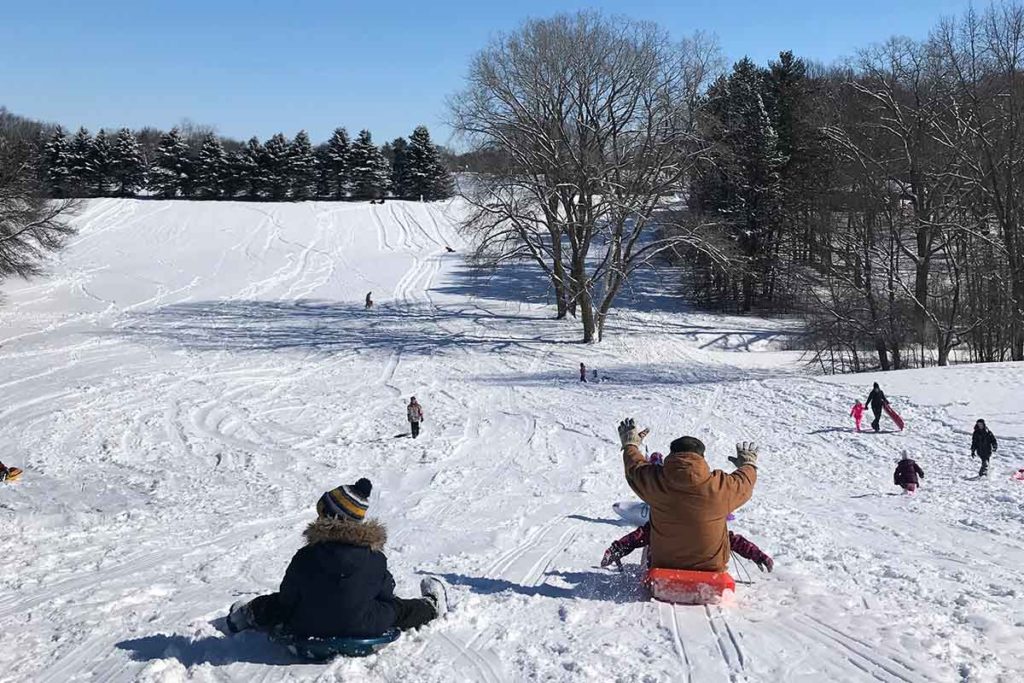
[643,568,736,605]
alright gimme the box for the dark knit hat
[317,478,372,523]
[670,436,706,456]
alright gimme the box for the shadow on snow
[425,570,645,604]
[116,620,295,667]
[114,298,577,355]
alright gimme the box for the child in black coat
[227,479,447,638]
[893,452,924,493]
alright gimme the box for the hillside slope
[1,199,1022,682]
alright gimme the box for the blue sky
[2,0,976,147]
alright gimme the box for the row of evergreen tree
[39,125,454,201]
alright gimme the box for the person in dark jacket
[407,397,424,439]
[893,451,924,493]
[227,479,448,638]
[971,419,998,477]
[865,382,889,432]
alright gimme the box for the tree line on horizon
[453,4,1024,368]
[0,109,454,287]
[3,113,454,202]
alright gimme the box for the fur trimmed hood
[303,518,387,551]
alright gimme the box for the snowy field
[1,198,1023,682]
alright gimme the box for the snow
[2,197,1023,682]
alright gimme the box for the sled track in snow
[781,615,932,683]
[484,517,580,587]
[435,632,504,683]
[665,603,694,683]
[705,605,745,680]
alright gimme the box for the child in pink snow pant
[601,524,774,572]
[851,401,865,432]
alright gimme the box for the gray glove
[729,441,759,469]
[618,418,645,449]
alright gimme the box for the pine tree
[405,126,454,200]
[221,151,248,199]
[689,58,784,311]
[389,137,411,199]
[325,127,351,199]
[43,127,71,197]
[262,133,290,200]
[89,129,113,196]
[314,145,332,198]
[67,127,94,197]
[240,137,265,199]
[349,129,390,199]
[288,130,316,200]
[195,133,227,199]
[110,128,145,197]
[150,128,193,198]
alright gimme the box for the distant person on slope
[865,383,889,432]
[971,419,998,477]
[601,451,773,572]
[617,419,758,572]
[365,291,374,309]
[893,451,924,494]
[407,397,424,439]
[227,479,448,637]
[580,362,587,382]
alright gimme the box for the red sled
[643,568,736,605]
[884,404,905,431]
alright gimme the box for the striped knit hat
[317,479,372,523]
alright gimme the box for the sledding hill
[1,198,1023,682]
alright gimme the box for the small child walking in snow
[579,362,587,382]
[850,401,865,432]
[407,397,424,439]
[893,451,924,494]
[600,451,773,573]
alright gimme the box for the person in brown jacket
[617,418,758,572]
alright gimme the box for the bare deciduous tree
[451,12,723,341]
[0,139,77,282]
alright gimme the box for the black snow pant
[390,596,437,631]
[245,593,436,633]
[248,592,289,630]
[870,405,882,432]
[410,421,420,438]
[978,456,990,477]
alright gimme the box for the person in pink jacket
[850,401,865,432]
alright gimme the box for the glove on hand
[729,441,759,469]
[618,418,645,449]
[755,556,774,573]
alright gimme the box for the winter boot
[227,600,255,634]
[420,577,449,617]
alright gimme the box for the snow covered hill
[1,198,1023,682]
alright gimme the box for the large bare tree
[451,12,722,341]
[0,138,77,282]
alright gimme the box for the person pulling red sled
[865,383,904,431]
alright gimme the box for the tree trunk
[579,287,596,343]
[551,240,569,319]
[875,340,890,371]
